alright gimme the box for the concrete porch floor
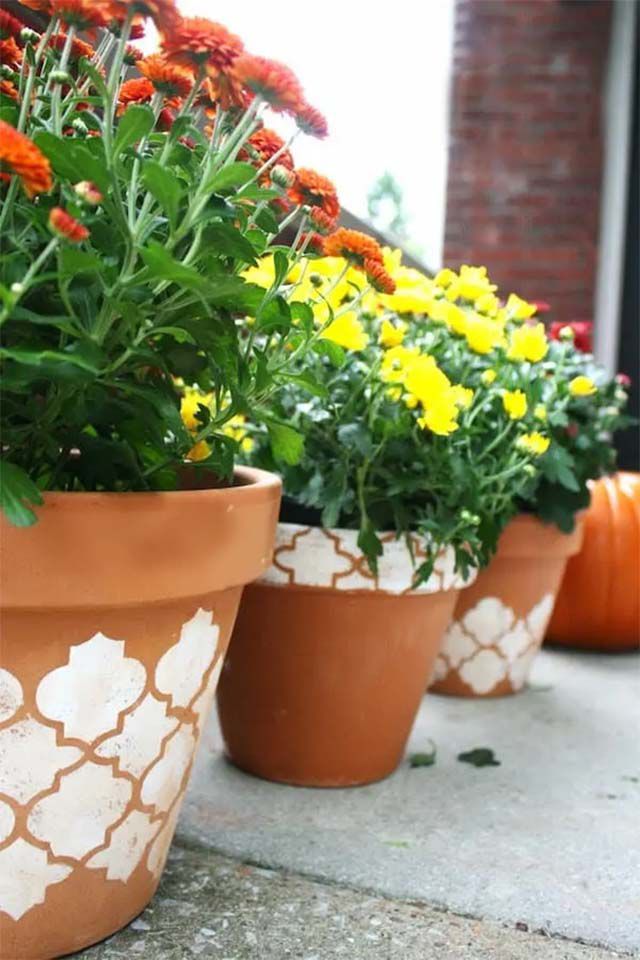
[79,648,639,959]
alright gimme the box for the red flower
[74,180,102,204]
[117,77,155,111]
[323,228,384,267]
[50,32,95,63]
[309,207,337,235]
[616,373,631,389]
[288,168,339,220]
[124,43,144,66]
[0,10,25,40]
[0,36,23,69]
[232,54,303,114]
[301,231,325,255]
[105,1,180,33]
[549,320,593,353]
[162,17,243,73]
[295,103,328,139]
[20,0,53,11]
[364,258,396,294]
[138,54,193,98]
[49,206,89,242]
[243,128,294,171]
[50,0,111,30]
[0,79,19,101]
[196,72,251,112]
[0,120,52,197]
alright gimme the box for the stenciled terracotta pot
[217,522,473,788]
[430,515,584,698]
[547,473,640,651]
[0,467,280,960]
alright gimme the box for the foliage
[0,3,334,524]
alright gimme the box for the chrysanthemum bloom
[162,17,243,73]
[295,102,328,139]
[534,404,547,421]
[549,320,593,353]
[50,32,94,63]
[232,54,303,114]
[288,169,339,220]
[379,318,407,348]
[50,0,110,31]
[364,259,396,295]
[0,79,19,101]
[243,128,294,171]
[324,228,383,268]
[516,432,550,456]
[0,121,52,196]
[138,54,193,99]
[157,107,175,131]
[0,36,23,68]
[124,43,144,66]
[106,1,180,33]
[506,292,537,320]
[49,206,89,242]
[481,369,497,385]
[196,72,250,113]
[300,231,325,255]
[74,180,102,204]
[320,312,369,351]
[19,0,52,12]
[502,389,528,420]
[568,375,597,397]
[117,77,155,111]
[507,322,548,363]
[464,314,505,355]
[309,207,337,236]
[0,10,24,39]
[434,267,457,289]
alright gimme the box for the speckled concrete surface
[178,648,640,953]
[79,843,631,959]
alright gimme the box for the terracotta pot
[217,523,471,787]
[0,467,280,960]
[547,473,640,651]
[430,515,584,698]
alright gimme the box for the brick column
[444,0,613,324]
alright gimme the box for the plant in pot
[350,264,630,697]
[215,243,549,788]
[0,4,333,956]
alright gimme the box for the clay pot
[430,515,584,698]
[547,473,640,651]
[217,523,471,787]
[0,467,280,960]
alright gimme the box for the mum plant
[0,0,332,525]
[242,247,629,580]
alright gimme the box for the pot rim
[497,512,585,558]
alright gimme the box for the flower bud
[74,180,103,205]
[615,372,631,388]
[20,27,40,44]
[71,118,88,135]
[49,69,72,85]
[558,325,575,341]
[523,464,537,477]
[10,282,24,295]
[270,164,295,189]
[460,509,481,526]
[0,65,14,79]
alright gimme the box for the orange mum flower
[19,0,51,11]
[0,36,23,69]
[296,103,329,139]
[196,71,252,112]
[232,55,303,114]
[50,0,110,30]
[0,121,52,197]
[50,32,94,63]
[49,207,89,243]
[124,43,144,66]
[301,231,325,255]
[364,258,396,294]
[162,17,243,72]
[288,168,339,220]
[106,1,180,34]
[244,128,294,171]
[117,77,155,110]
[309,207,338,236]
[323,228,384,268]
[0,10,25,39]
[0,79,19,101]
[138,54,193,98]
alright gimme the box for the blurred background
[10,0,640,466]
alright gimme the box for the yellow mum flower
[186,440,211,462]
[506,293,537,320]
[481,369,497,385]
[534,403,547,421]
[386,386,403,402]
[320,312,369,351]
[434,267,457,288]
[180,389,212,431]
[475,291,500,316]
[380,345,420,383]
[569,375,597,397]
[447,265,497,302]
[465,315,506,355]
[507,322,549,363]
[404,354,452,407]
[517,432,550,456]
[451,385,474,409]
[503,389,528,420]
[417,391,460,436]
[379,318,407,348]
[428,299,467,335]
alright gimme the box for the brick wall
[444,0,613,324]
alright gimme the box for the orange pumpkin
[547,472,640,650]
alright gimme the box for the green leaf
[0,460,43,527]
[409,742,437,768]
[59,247,101,275]
[142,160,182,228]
[267,421,305,465]
[139,242,210,293]
[201,223,257,263]
[255,295,290,333]
[338,423,374,458]
[254,205,280,234]
[204,162,256,194]
[114,104,155,157]
[358,520,384,573]
[283,372,328,399]
[457,748,501,768]
[0,343,102,376]
[34,131,110,193]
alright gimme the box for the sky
[145,1,455,268]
